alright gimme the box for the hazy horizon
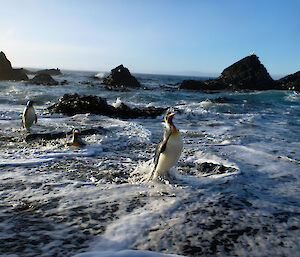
[1,0,299,77]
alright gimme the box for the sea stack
[102,64,141,88]
[0,52,28,81]
[178,54,277,91]
[219,54,275,90]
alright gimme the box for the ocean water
[0,70,299,257]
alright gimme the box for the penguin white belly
[23,107,36,129]
[155,134,183,177]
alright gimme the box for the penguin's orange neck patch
[171,125,179,135]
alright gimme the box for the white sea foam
[112,97,122,108]
[94,72,106,79]
[1,74,299,257]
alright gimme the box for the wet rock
[178,79,227,91]
[197,162,236,175]
[0,51,28,81]
[220,54,276,90]
[178,80,205,90]
[277,71,300,91]
[102,64,141,88]
[36,68,62,76]
[48,93,166,118]
[29,73,59,85]
[25,126,107,142]
[178,55,277,91]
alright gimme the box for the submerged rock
[0,51,28,81]
[178,55,277,91]
[48,93,166,118]
[278,71,300,91]
[102,64,141,88]
[29,73,59,85]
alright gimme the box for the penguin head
[72,129,80,139]
[27,100,35,107]
[164,111,176,125]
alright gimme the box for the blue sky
[1,0,299,76]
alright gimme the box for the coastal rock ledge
[48,93,166,118]
[102,64,141,88]
[0,52,28,81]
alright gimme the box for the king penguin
[70,129,85,147]
[149,110,183,180]
[22,100,37,131]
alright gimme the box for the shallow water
[0,71,299,257]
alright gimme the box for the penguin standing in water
[149,110,183,181]
[22,100,37,131]
[70,129,85,147]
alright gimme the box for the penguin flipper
[22,107,28,129]
[35,114,37,123]
[152,127,172,172]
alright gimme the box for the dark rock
[204,78,228,90]
[178,80,205,90]
[277,71,300,91]
[102,64,141,88]
[219,54,276,90]
[29,73,59,85]
[60,80,68,85]
[178,55,277,91]
[25,126,107,142]
[178,78,227,91]
[36,68,62,76]
[197,162,236,175]
[0,52,28,81]
[48,93,166,119]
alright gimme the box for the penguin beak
[169,112,176,117]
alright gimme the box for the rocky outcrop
[29,73,59,85]
[48,93,166,118]
[25,126,107,142]
[102,65,141,88]
[178,55,277,91]
[36,68,62,76]
[277,71,300,91]
[0,52,28,81]
[220,55,275,90]
[178,78,227,91]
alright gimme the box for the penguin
[22,100,37,131]
[149,110,183,180]
[70,129,85,147]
